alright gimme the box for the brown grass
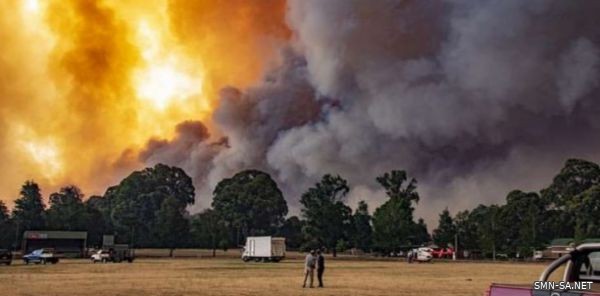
[0,255,549,296]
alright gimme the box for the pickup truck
[90,250,112,263]
[487,243,600,295]
[90,245,135,263]
[23,248,62,265]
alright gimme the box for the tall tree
[414,218,431,245]
[46,186,88,231]
[432,208,456,248]
[85,196,111,247]
[279,216,304,250]
[540,159,600,238]
[454,210,478,254]
[470,204,502,259]
[351,201,373,252]
[156,196,189,257]
[105,164,195,247]
[372,170,421,252]
[0,201,15,249]
[12,181,46,245]
[498,190,545,256]
[212,170,288,245]
[190,209,228,257]
[571,185,600,242]
[300,174,352,257]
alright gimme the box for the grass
[0,255,550,296]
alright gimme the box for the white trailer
[242,236,286,262]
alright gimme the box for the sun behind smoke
[0,0,289,203]
[133,19,203,111]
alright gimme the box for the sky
[1,0,600,226]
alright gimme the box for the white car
[90,250,112,263]
[415,247,433,262]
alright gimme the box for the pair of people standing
[303,249,325,288]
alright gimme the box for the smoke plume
[143,0,600,225]
[2,0,600,226]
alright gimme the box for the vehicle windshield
[576,251,600,282]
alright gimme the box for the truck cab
[487,243,600,295]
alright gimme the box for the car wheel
[6,262,11,266]
[24,259,29,265]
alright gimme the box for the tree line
[0,159,598,258]
[433,158,600,258]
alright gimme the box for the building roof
[550,238,573,246]
[549,238,600,247]
[23,230,87,240]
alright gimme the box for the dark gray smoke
[142,0,600,226]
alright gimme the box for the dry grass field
[0,255,550,296]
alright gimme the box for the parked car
[0,249,12,265]
[408,247,433,263]
[90,245,134,263]
[431,247,454,259]
[23,248,62,264]
[486,243,600,295]
[242,236,286,262]
[91,250,112,263]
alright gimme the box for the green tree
[414,218,431,245]
[432,208,456,248]
[279,216,304,250]
[454,210,478,253]
[300,174,352,257]
[372,170,420,252]
[190,209,229,257]
[12,181,46,245]
[542,159,600,207]
[0,201,15,249]
[157,196,190,257]
[498,190,545,256]
[46,186,88,231]
[105,164,195,247]
[85,196,111,247]
[351,201,373,252]
[470,205,502,259]
[540,159,600,239]
[571,185,600,242]
[212,170,288,245]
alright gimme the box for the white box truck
[242,236,286,262]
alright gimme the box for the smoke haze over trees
[1,158,599,259]
[135,0,600,226]
[0,1,599,228]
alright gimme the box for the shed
[22,231,87,258]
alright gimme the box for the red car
[431,247,454,259]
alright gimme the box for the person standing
[303,250,316,288]
[316,249,325,288]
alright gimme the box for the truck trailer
[242,236,286,262]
